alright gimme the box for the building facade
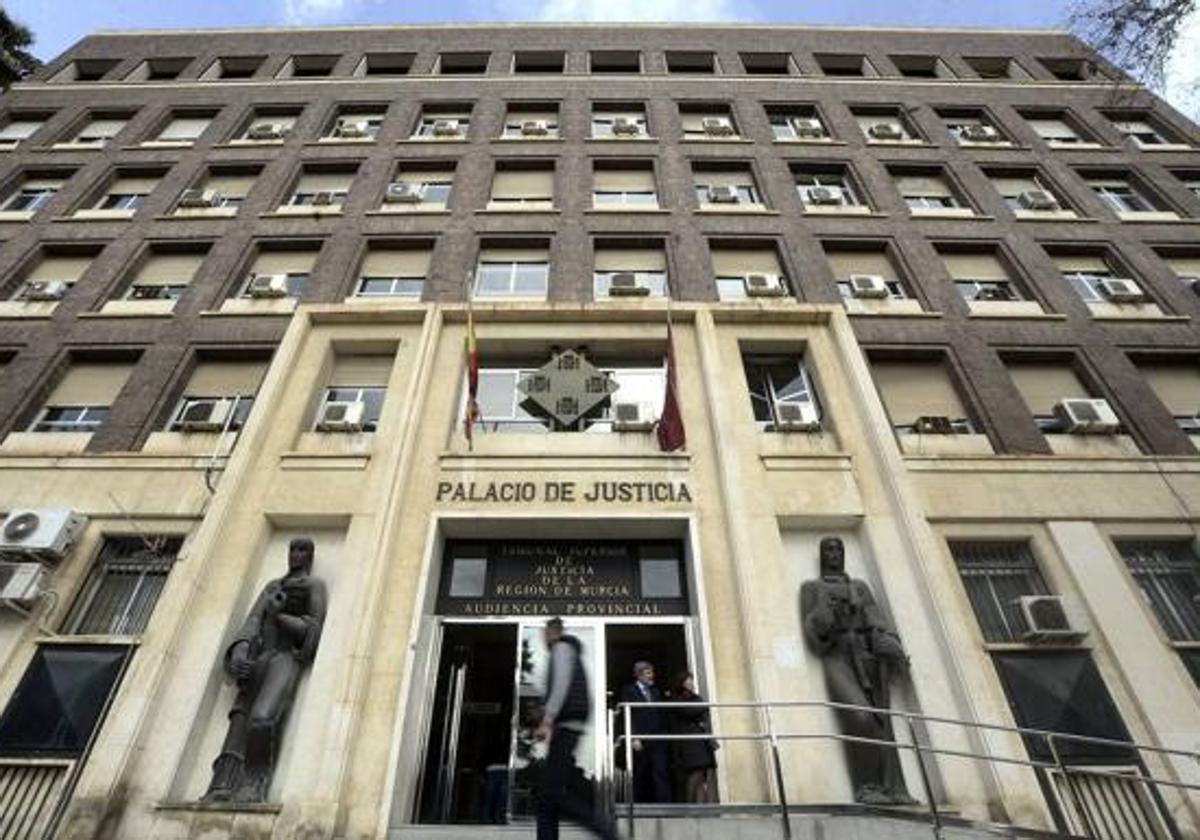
[0,22,1197,840]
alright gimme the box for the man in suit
[620,660,672,803]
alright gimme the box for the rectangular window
[413,108,471,138]
[239,112,298,141]
[390,166,454,208]
[694,167,761,207]
[871,358,975,434]
[1006,361,1092,431]
[767,106,828,141]
[591,106,647,138]
[71,116,128,145]
[1108,116,1175,147]
[328,111,385,140]
[743,355,821,430]
[155,114,213,143]
[592,165,657,208]
[1085,176,1170,216]
[816,53,875,77]
[966,56,1027,80]
[93,173,161,212]
[168,357,267,431]
[190,169,258,209]
[489,166,554,209]
[741,52,793,75]
[513,51,564,74]
[712,245,787,301]
[0,118,46,148]
[31,362,133,433]
[894,171,965,212]
[65,536,181,635]
[14,251,95,300]
[125,250,205,302]
[665,51,716,74]
[942,111,1008,145]
[243,249,317,298]
[286,170,353,208]
[795,170,864,209]
[1116,541,1200,642]
[502,107,559,139]
[826,247,909,301]
[2,175,65,212]
[854,110,918,143]
[473,246,549,299]
[941,251,1023,303]
[356,245,430,298]
[590,51,640,74]
[1051,253,1118,304]
[1137,362,1200,434]
[319,354,393,432]
[679,107,738,140]
[950,541,1051,643]
[593,245,668,298]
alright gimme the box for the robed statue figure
[203,537,327,803]
[800,536,916,806]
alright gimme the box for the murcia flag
[464,307,480,444]
[656,322,685,452]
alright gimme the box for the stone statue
[203,537,327,804]
[800,536,916,806]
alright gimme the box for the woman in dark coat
[667,671,717,803]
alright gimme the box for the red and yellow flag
[656,321,685,452]
[464,307,480,444]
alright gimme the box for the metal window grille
[1116,540,1200,642]
[950,541,1051,642]
[64,536,181,636]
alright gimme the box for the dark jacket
[668,690,716,770]
[544,634,590,724]
[619,681,666,736]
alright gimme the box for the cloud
[279,0,352,25]
[1162,9,1200,121]
[488,0,754,22]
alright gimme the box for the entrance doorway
[415,619,692,825]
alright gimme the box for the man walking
[535,618,618,840]
[619,660,672,803]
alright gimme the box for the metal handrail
[610,697,1200,840]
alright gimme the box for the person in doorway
[535,618,619,840]
[667,671,717,804]
[619,660,672,803]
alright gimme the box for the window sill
[142,430,236,456]
[264,206,344,218]
[366,207,451,215]
[158,208,240,219]
[585,207,670,214]
[491,136,565,143]
[477,206,559,215]
[0,210,35,221]
[1088,302,1185,321]
[0,431,93,456]
[843,299,935,317]
[1116,212,1191,223]
[0,300,58,319]
[1013,210,1088,222]
[695,206,779,215]
[967,302,1059,318]
[135,140,194,149]
[310,137,376,146]
[679,136,753,144]
[898,432,995,457]
[955,141,1027,151]
[204,298,298,316]
[1133,143,1194,152]
[864,140,935,149]
[982,641,1089,653]
[290,431,375,459]
[772,138,846,146]
[586,135,660,143]
[1045,142,1114,152]
[1045,433,1141,458]
[48,142,107,151]
[397,136,468,144]
[801,206,879,217]
[909,209,990,220]
[81,301,176,318]
[64,209,137,220]
[222,139,285,148]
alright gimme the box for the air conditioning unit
[611,117,643,137]
[317,400,365,432]
[334,121,369,138]
[1054,398,1120,434]
[385,182,425,204]
[310,190,337,206]
[707,185,740,204]
[0,562,48,612]
[912,415,957,435]
[806,185,844,206]
[247,123,285,140]
[974,286,1012,302]
[246,273,289,298]
[743,273,787,297]
[612,402,655,432]
[177,398,233,432]
[432,119,461,137]
[607,272,650,297]
[520,120,550,136]
[849,274,890,299]
[178,188,219,208]
[1099,277,1146,303]
[961,124,1001,142]
[868,122,903,140]
[1016,595,1088,643]
[1017,189,1059,211]
[774,401,821,431]
[1190,278,1200,297]
[0,508,87,564]
[701,117,734,136]
[792,118,825,138]
[22,280,69,301]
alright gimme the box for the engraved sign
[517,349,618,426]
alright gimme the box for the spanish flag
[656,321,685,452]
[464,306,480,445]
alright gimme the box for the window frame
[29,405,110,433]
[742,355,823,431]
[472,259,550,299]
[316,385,386,432]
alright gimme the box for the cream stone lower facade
[1,301,1198,840]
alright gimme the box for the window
[167,358,263,431]
[794,167,867,212]
[950,541,1051,643]
[473,245,550,299]
[355,243,430,298]
[766,105,829,141]
[590,50,640,73]
[1006,360,1094,432]
[326,109,385,140]
[870,357,976,434]
[940,250,1025,304]
[513,51,564,74]
[51,58,120,83]
[1024,114,1092,147]
[815,53,875,77]
[438,52,489,74]
[1,173,67,213]
[178,167,259,212]
[64,536,182,635]
[502,106,559,139]
[357,52,414,76]
[202,56,265,80]
[0,116,47,149]
[825,245,910,301]
[67,115,129,146]
[941,109,1009,145]
[592,104,648,138]
[893,169,970,214]
[965,56,1028,80]
[126,57,190,81]
[1051,252,1126,304]
[488,164,554,210]
[1084,174,1174,217]
[853,108,920,144]
[693,165,762,208]
[388,165,454,209]
[123,249,206,302]
[10,250,96,301]
[741,52,793,75]
[743,355,820,430]
[665,51,716,74]
[413,106,471,139]
[1105,113,1185,148]
[890,54,952,78]
[711,243,788,301]
[1116,541,1200,643]
[1039,57,1097,81]
[284,169,354,209]
[592,163,657,208]
[1133,361,1200,436]
[318,355,393,432]
[278,54,337,78]
[1159,251,1200,287]
[0,644,131,757]
[470,364,664,433]
[679,105,738,140]
[593,242,668,298]
[241,247,317,298]
[986,169,1072,216]
[151,112,214,145]
[30,360,134,433]
[237,110,298,142]
[88,172,161,214]
[1175,171,1200,199]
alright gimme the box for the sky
[4,0,1199,118]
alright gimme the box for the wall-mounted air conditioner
[0,508,87,564]
[317,400,366,432]
[1016,595,1088,643]
[1054,398,1120,434]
